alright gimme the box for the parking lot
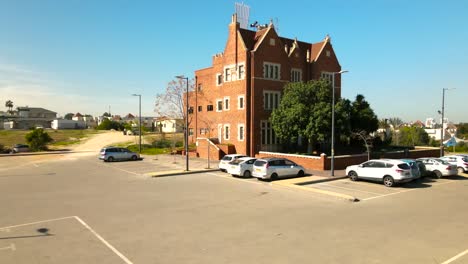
[300,173,468,202]
[2,153,468,263]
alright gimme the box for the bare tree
[155,78,195,125]
[352,130,373,161]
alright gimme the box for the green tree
[271,80,350,153]
[397,126,429,146]
[96,119,124,130]
[350,95,378,134]
[64,113,74,120]
[5,100,13,114]
[102,112,111,117]
[388,117,403,130]
[25,128,53,151]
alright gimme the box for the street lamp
[176,75,189,171]
[132,94,142,154]
[331,70,348,176]
[439,88,455,157]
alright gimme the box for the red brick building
[189,14,342,159]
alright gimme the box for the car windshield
[222,156,232,161]
[254,160,267,166]
[434,159,449,165]
[229,159,244,165]
[397,163,410,170]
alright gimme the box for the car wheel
[383,176,395,187]
[107,156,114,162]
[434,170,442,179]
[348,171,358,181]
[131,155,138,161]
[243,170,251,178]
[458,167,464,174]
[297,170,305,177]
[270,173,278,181]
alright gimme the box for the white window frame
[216,99,223,112]
[224,124,230,140]
[224,96,230,111]
[261,120,280,145]
[263,62,281,80]
[291,68,302,82]
[238,64,245,80]
[238,95,245,110]
[224,67,231,82]
[263,90,281,110]
[238,124,245,141]
[216,73,222,86]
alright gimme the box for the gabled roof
[238,27,330,63]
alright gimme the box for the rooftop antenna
[235,2,250,29]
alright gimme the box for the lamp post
[176,75,189,171]
[439,88,455,157]
[131,94,142,153]
[331,70,348,176]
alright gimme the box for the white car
[440,155,468,174]
[417,158,458,178]
[345,159,414,187]
[226,157,257,177]
[218,154,247,172]
[252,158,305,180]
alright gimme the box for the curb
[296,175,348,185]
[150,169,220,178]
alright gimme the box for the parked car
[416,158,458,178]
[226,157,257,177]
[440,155,468,174]
[399,159,421,179]
[99,147,140,162]
[218,154,247,172]
[12,144,29,153]
[252,157,305,180]
[345,159,414,187]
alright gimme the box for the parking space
[0,216,132,264]
[302,173,468,201]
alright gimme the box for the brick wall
[257,147,441,171]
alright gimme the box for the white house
[155,117,184,133]
[51,119,86,129]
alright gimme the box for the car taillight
[446,166,452,170]
[265,163,269,169]
[395,169,403,174]
[464,162,468,166]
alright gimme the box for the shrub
[25,128,53,151]
[152,139,172,148]
[175,141,183,148]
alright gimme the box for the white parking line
[0,244,15,251]
[441,248,468,264]
[316,183,383,195]
[74,216,133,264]
[0,216,133,264]
[361,180,458,201]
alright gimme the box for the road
[1,151,468,263]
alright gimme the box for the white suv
[218,154,247,172]
[345,159,414,187]
[440,155,468,174]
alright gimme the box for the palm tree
[5,100,13,114]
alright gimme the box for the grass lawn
[0,129,102,149]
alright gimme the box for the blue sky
[0,0,467,123]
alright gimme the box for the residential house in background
[155,117,184,133]
[188,14,342,158]
[3,107,57,129]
